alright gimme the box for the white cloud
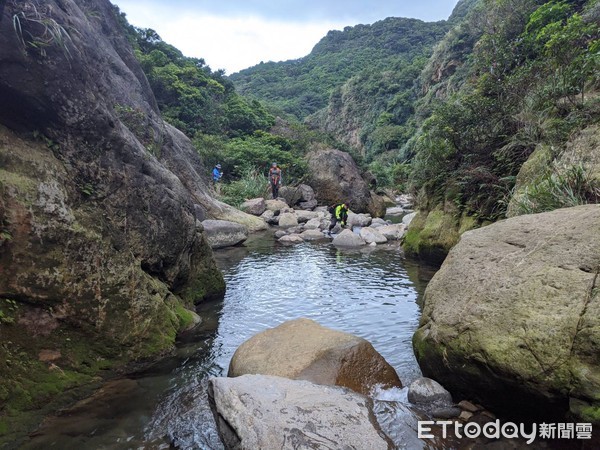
[116,3,346,74]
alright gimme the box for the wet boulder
[239,198,266,216]
[208,375,392,450]
[332,229,366,247]
[348,212,372,228]
[408,377,453,406]
[304,218,322,230]
[278,234,303,244]
[228,318,401,395]
[202,220,248,249]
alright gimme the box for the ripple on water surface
[22,238,434,450]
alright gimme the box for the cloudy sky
[113,0,460,74]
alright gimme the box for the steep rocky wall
[0,0,240,440]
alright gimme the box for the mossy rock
[403,209,464,265]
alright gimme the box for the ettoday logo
[418,420,593,444]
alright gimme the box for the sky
[113,0,460,74]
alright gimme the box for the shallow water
[22,233,437,449]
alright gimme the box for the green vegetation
[512,163,600,214]
[231,18,449,120]
[220,169,269,207]
[407,0,600,220]
[12,1,75,58]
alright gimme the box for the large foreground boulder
[414,205,600,422]
[209,375,392,450]
[306,148,386,217]
[202,220,248,249]
[229,318,401,395]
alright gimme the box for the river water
[22,232,437,449]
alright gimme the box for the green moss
[173,303,196,330]
[458,212,478,235]
[403,209,460,264]
[579,405,600,422]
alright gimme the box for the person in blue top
[212,164,223,193]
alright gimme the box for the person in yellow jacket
[328,203,349,233]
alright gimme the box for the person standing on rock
[328,203,349,234]
[212,164,223,194]
[268,162,282,199]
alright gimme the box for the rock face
[229,318,402,395]
[208,375,392,450]
[202,220,248,249]
[332,229,367,247]
[0,0,230,434]
[306,148,386,217]
[413,205,600,422]
[239,198,266,216]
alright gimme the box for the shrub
[220,169,269,207]
[512,163,600,215]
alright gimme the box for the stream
[21,232,437,449]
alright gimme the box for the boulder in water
[332,229,366,247]
[402,212,417,226]
[228,318,401,395]
[202,220,248,249]
[407,377,453,406]
[360,227,388,244]
[208,375,392,450]
[300,229,328,241]
[278,234,304,244]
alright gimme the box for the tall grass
[220,169,269,207]
[513,164,600,215]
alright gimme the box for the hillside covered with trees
[231,0,600,260]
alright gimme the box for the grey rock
[360,227,388,244]
[306,148,386,217]
[208,375,392,450]
[332,229,366,247]
[348,212,372,227]
[304,218,322,230]
[431,407,462,419]
[386,207,405,216]
[402,212,417,226]
[239,198,266,216]
[294,210,319,223]
[202,220,249,249]
[274,230,288,239]
[278,234,303,244]
[300,229,328,241]
[298,199,318,210]
[407,377,453,406]
[265,199,288,213]
[378,224,406,240]
[277,212,299,228]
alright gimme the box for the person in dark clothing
[328,203,349,233]
[268,162,282,199]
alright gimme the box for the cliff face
[0,0,230,438]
